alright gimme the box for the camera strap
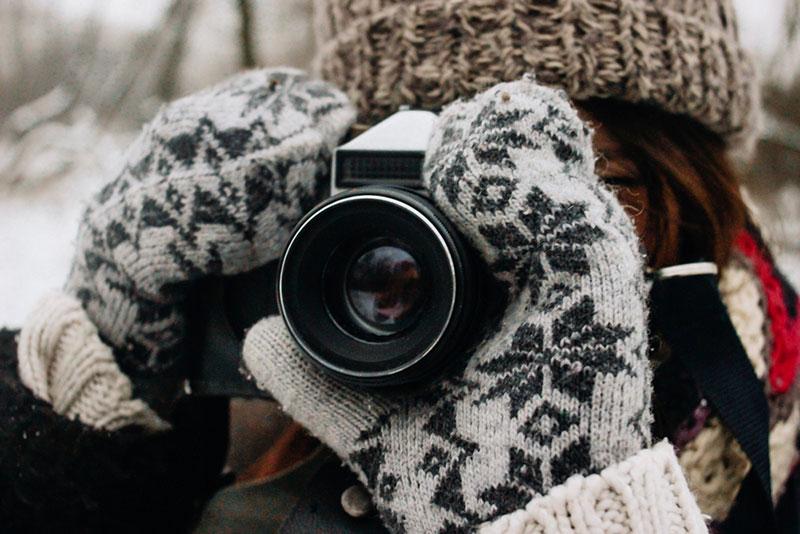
[650,269,777,533]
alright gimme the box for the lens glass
[345,243,424,336]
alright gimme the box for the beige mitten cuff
[17,292,168,432]
[481,441,707,534]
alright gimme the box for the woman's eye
[594,153,641,186]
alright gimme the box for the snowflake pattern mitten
[65,68,356,376]
[243,76,652,533]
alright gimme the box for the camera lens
[345,242,425,336]
[278,186,481,387]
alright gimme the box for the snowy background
[1,0,800,328]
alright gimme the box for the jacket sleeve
[480,441,708,533]
[0,328,229,532]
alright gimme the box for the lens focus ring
[277,186,478,387]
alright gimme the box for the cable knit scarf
[660,227,800,524]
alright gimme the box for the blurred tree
[741,0,800,286]
[237,0,257,68]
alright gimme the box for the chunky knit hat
[312,0,760,152]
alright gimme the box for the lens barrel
[277,186,478,387]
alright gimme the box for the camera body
[189,110,489,395]
[278,110,488,387]
[187,110,724,397]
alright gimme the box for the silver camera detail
[331,109,438,195]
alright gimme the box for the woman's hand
[243,77,657,532]
[17,69,355,429]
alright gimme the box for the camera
[278,110,490,387]
[186,111,721,397]
[189,110,491,395]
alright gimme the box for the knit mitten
[17,69,355,430]
[243,77,653,532]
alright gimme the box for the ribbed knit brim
[313,0,761,154]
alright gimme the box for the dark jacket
[0,329,229,533]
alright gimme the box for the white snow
[0,130,127,327]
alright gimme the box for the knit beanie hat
[312,0,760,152]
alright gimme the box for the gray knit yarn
[243,76,652,533]
[65,69,356,375]
[313,0,760,154]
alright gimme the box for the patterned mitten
[17,69,355,430]
[243,77,655,532]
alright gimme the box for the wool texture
[312,0,760,153]
[243,76,652,533]
[64,68,355,378]
[17,292,167,431]
[480,441,707,534]
[735,231,800,395]
[0,329,229,532]
[677,415,751,521]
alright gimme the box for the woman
[584,98,800,531]
[2,1,798,532]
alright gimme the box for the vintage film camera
[190,110,494,395]
[188,110,730,399]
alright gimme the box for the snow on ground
[0,132,128,327]
[1,179,94,326]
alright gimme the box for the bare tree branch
[237,0,257,68]
[156,0,196,100]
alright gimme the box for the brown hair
[581,98,749,269]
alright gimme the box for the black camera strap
[651,270,777,533]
